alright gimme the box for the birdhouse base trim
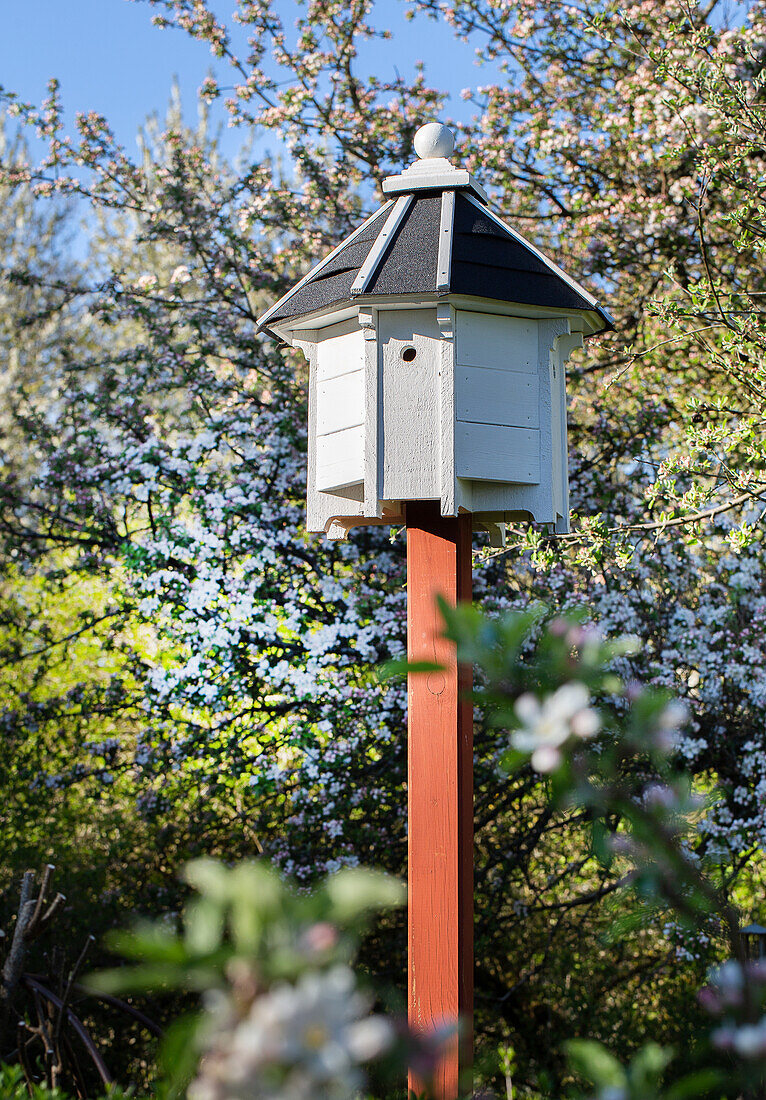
[319,504,569,541]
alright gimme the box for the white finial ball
[414,121,455,160]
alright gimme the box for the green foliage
[94,859,404,996]
[565,1039,723,1100]
[566,1040,673,1099]
[90,860,406,1097]
[0,1065,135,1100]
[0,1065,67,1100]
[77,605,753,1099]
[438,606,761,1097]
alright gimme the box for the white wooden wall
[454,313,572,529]
[378,309,441,501]
[314,322,365,492]
[454,311,540,485]
[301,318,366,540]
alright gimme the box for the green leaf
[590,817,614,869]
[610,634,642,657]
[325,868,405,921]
[185,895,226,954]
[183,856,235,897]
[378,657,442,681]
[565,1039,627,1089]
[663,1069,724,1099]
[228,861,283,949]
[104,922,187,963]
[629,1043,673,1093]
[497,748,530,775]
[87,962,191,996]
[157,1012,204,1099]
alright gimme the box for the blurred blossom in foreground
[190,965,393,1100]
[512,682,601,772]
[713,1018,766,1059]
[699,959,766,1060]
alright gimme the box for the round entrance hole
[401,346,417,362]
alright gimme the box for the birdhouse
[258,123,612,543]
[740,923,766,960]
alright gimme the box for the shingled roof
[258,137,612,335]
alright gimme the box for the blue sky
[0,0,489,162]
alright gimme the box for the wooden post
[406,501,473,1099]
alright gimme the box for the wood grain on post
[406,502,473,1099]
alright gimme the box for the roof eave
[593,303,616,334]
[264,293,612,345]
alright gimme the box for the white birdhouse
[258,122,612,543]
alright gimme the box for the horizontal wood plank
[316,328,365,382]
[455,366,538,428]
[456,310,537,371]
[316,425,364,491]
[456,422,540,484]
[316,369,364,435]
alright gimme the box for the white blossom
[170,264,192,284]
[189,966,393,1100]
[511,682,601,772]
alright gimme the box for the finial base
[382,158,488,202]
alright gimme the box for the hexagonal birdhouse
[257,122,612,543]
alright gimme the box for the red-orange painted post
[406,502,473,1100]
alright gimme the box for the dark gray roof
[266,204,392,321]
[259,189,612,333]
[450,197,594,312]
[365,194,441,296]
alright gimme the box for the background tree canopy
[2,0,766,1093]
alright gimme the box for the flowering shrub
[83,604,766,1099]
